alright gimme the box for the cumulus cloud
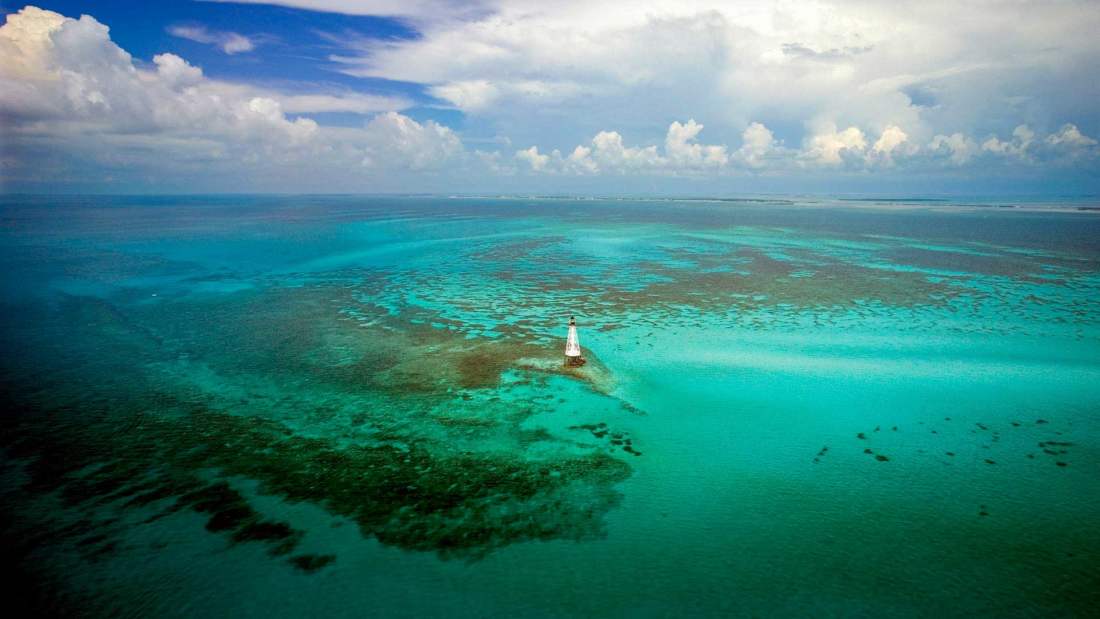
[514,145,550,171]
[506,118,1097,176]
[982,125,1035,159]
[928,133,977,166]
[872,125,907,155]
[1046,123,1097,149]
[865,125,912,166]
[0,8,312,141]
[515,120,732,175]
[0,6,458,189]
[153,52,204,89]
[734,122,785,169]
[361,111,461,169]
[588,131,663,171]
[168,25,255,54]
[665,120,728,167]
[802,123,867,166]
[315,0,1100,160]
[1,3,1097,191]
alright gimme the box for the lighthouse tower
[564,316,586,367]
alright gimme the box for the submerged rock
[290,554,336,573]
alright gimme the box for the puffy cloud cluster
[316,0,1100,158]
[928,133,977,166]
[982,125,1035,159]
[361,111,462,169]
[802,123,868,166]
[513,119,728,175]
[0,6,459,189]
[508,119,1097,176]
[1047,124,1098,149]
[1,3,1097,191]
[735,122,786,169]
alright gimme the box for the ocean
[1,194,1098,617]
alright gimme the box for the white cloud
[309,0,1100,159]
[982,124,1035,158]
[515,145,550,171]
[504,115,1098,177]
[872,125,907,155]
[426,78,585,113]
[428,79,499,111]
[665,119,728,167]
[802,122,867,166]
[361,111,462,169]
[168,25,255,55]
[2,4,1097,191]
[564,145,599,174]
[1046,123,1097,148]
[734,122,783,169]
[279,93,412,114]
[515,119,731,175]
[0,6,462,189]
[867,124,911,166]
[928,132,977,166]
[153,53,204,89]
[589,131,663,170]
[0,7,303,141]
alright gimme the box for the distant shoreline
[2,193,1099,213]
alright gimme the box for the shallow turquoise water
[1,195,1099,617]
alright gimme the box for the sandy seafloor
[1,195,1098,617]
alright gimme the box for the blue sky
[1,1,1098,195]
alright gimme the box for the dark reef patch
[290,554,336,573]
[5,404,632,563]
[1,283,639,572]
[570,423,640,457]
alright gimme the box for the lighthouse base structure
[564,317,585,367]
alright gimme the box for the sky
[0,0,1098,196]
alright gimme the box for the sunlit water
[1,195,1098,617]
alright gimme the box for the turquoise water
[1,195,1098,617]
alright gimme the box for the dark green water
[1,195,1098,617]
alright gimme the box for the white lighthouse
[564,315,586,367]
